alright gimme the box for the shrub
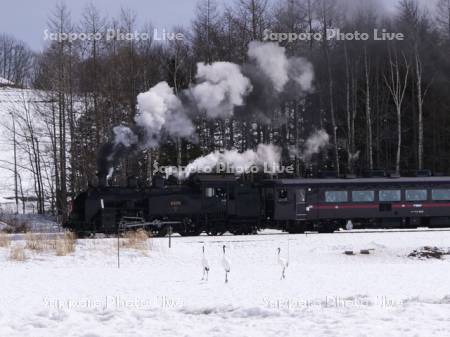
[1,217,30,233]
[25,232,48,252]
[121,229,151,251]
[9,245,26,261]
[55,231,77,256]
[0,232,10,248]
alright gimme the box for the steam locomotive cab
[193,174,259,235]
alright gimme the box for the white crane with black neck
[201,246,210,281]
[222,245,231,283]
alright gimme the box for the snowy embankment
[1,231,450,337]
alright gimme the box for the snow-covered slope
[1,230,450,337]
[0,77,14,86]
[0,86,53,211]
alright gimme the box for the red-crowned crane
[277,247,288,279]
[222,245,231,283]
[201,246,210,281]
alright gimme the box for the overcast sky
[0,0,439,51]
[0,0,200,51]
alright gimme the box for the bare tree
[9,92,46,213]
[364,46,373,170]
[0,34,33,86]
[436,0,450,38]
[318,0,340,175]
[400,0,433,169]
[81,3,106,146]
[384,49,410,174]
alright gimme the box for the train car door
[295,188,307,220]
[226,183,236,215]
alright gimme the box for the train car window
[215,187,227,200]
[405,189,427,201]
[432,189,450,201]
[325,191,348,203]
[352,191,375,202]
[379,190,401,202]
[278,188,288,202]
[205,187,215,198]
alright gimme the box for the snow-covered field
[1,230,450,337]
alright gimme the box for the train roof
[266,176,450,186]
[190,174,238,182]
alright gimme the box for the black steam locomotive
[66,173,450,236]
[67,174,261,237]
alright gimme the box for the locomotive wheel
[206,230,224,236]
[76,231,88,239]
[178,217,201,236]
[179,229,202,236]
[154,227,168,237]
[286,225,306,234]
[317,222,336,233]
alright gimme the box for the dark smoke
[236,63,283,124]
[96,125,140,180]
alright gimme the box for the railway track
[173,227,450,244]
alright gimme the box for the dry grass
[0,232,11,247]
[121,229,151,251]
[55,231,77,256]
[23,231,77,256]
[25,232,49,252]
[9,244,26,261]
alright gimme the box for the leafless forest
[0,0,449,221]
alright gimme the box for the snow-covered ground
[0,77,14,86]
[1,231,450,337]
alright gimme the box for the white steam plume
[302,129,330,162]
[190,62,253,118]
[135,81,195,147]
[288,57,314,92]
[112,125,138,147]
[247,41,289,92]
[247,41,314,93]
[349,150,360,162]
[181,143,281,178]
